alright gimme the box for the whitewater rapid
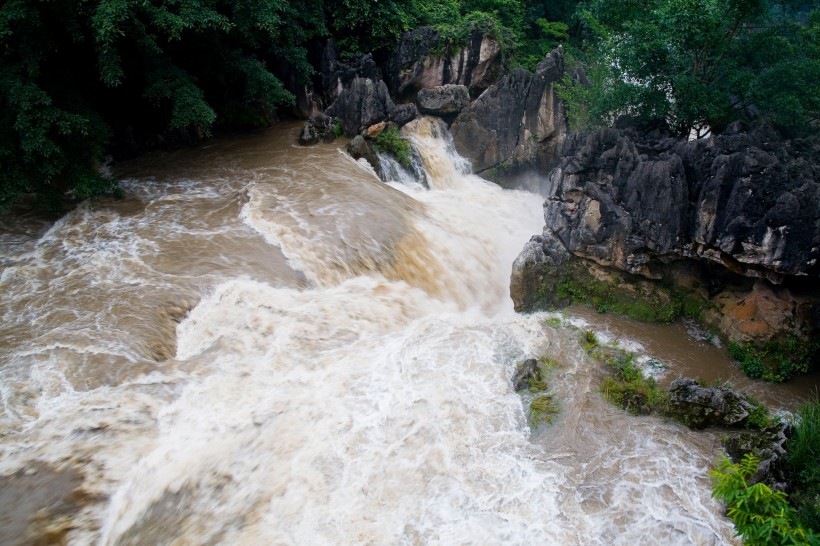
[0,118,740,544]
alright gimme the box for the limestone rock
[510,230,570,311]
[346,135,379,172]
[388,103,418,127]
[667,378,755,429]
[416,85,469,118]
[299,112,337,145]
[451,48,567,176]
[389,27,503,101]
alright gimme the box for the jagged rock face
[298,112,337,145]
[319,43,395,135]
[389,27,503,101]
[509,230,570,310]
[450,48,566,175]
[667,378,754,429]
[416,84,469,118]
[545,120,820,280]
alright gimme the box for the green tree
[561,0,820,136]
[0,0,324,211]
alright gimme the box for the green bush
[373,126,413,168]
[729,338,820,382]
[787,398,820,532]
[711,454,817,545]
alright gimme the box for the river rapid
[3,117,806,544]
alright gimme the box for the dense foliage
[729,337,820,382]
[711,454,818,545]
[560,0,820,136]
[787,398,820,532]
[2,0,817,209]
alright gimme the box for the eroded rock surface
[451,47,566,176]
[389,27,503,101]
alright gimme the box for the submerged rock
[299,112,338,145]
[512,358,542,391]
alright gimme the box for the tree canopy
[560,0,820,136]
[1,0,816,210]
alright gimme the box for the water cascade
[0,120,742,544]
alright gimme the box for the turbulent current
[0,118,753,544]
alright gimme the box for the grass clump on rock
[373,125,413,168]
[530,394,559,426]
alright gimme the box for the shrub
[373,126,413,168]
[787,398,820,532]
[729,338,820,382]
[711,454,817,545]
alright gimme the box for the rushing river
[1,117,814,544]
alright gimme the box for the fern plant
[711,454,818,545]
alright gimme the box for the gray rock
[388,103,418,127]
[540,119,820,280]
[512,358,542,391]
[724,420,792,491]
[509,229,570,311]
[416,84,470,118]
[346,135,379,172]
[451,48,567,176]
[298,112,337,145]
[389,27,503,101]
[667,378,755,429]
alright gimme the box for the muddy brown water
[0,118,804,544]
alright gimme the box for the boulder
[346,135,379,172]
[667,378,755,429]
[724,421,792,491]
[298,112,338,145]
[512,358,542,391]
[451,47,567,177]
[509,230,570,311]
[388,27,503,101]
[416,84,469,118]
[388,103,418,127]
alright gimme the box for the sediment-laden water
[4,117,811,544]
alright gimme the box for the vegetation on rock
[786,398,820,532]
[729,337,820,383]
[711,454,818,545]
[373,126,413,168]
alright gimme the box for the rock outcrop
[450,47,567,177]
[541,119,820,280]
[416,84,469,119]
[389,27,503,102]
[512,118,820,343]
[667,378,756,429]
[298,112,338,145]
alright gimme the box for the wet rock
[346,135,379,172]
[299,112,338,145]
[388,103,418,127]
[512,358,543,391]
[724,420,792,491]
[451,47,567,176]
[622,391,651,416]
[667,377,755,429]
[388,27,503,101]
[509,230,570,311]
[416,84,469,119]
